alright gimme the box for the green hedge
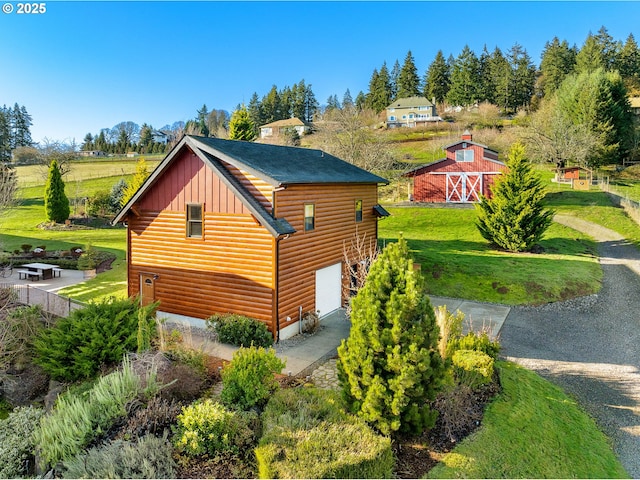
[256,388,394,479]
[451,349,495,389]
[207,313,273,348]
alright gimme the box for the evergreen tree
[342,89,354,109]
[138,124,153,153]
[81,133,94,151]
[261,85,282,124]
[0,107,11,162]
[594,26,621,71]
[13,104,33,148]
[390,59,401,100]
[556,68,633,165]
[576,33,605,74]
[44,160,70,223]
[0,162,17,212]
[196,104,210,137]
[355,91,367,110]
[338,237,444,436]
[489,47,511,112]
[476,143,553,252]
[367,63,393,112]
[477,45,495,104]
[618,33,640,93]
[121,158,149,207]
[397,50,421,98]
[447,45,480,107]
[228,105,257,141]
[539,37,577,97]
[508,43,536,111]
[247,92,262,129]
[424,50,450,105]
[300,80,319,122]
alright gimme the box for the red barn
[404,131,506,203]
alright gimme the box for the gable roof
[442,138,498,155]
[113,135,387,236]
[260,118,307,129]
[189,136,388,186]
[386,96,435,110]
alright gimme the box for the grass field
[427,362,628,479]
[379,206,602,305]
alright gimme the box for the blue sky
[1,1,639,144]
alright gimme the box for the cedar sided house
[113,135,388,340]
[403,131,506,203]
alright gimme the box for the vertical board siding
[139,150,250,215]
[276,184,379,329]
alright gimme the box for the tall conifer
[44,160,70,223]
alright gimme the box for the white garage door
[315,263,342,317]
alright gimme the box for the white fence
[0,283,84,317]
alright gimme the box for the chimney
[462,130,472,141]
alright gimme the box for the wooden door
[446,173,482,202]
[140,273,156,306]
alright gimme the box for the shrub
[207,313,273,348]
[44,160,70,223]
[451,349,495,390]
[0,305,43,371]
[34,297,153,381]
[34,358,142,467]
[447,331,501,360]
[337,237,445,436]
[76,245,115,271]
[256,388,394,479]
[119,397,183,440]
[86,190,116,217]
[173,399,258,456]
[220,346,285,411]
[0,406,45,478]
[158,362,207,402]
[62,434,176,479]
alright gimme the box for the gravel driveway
[500,214,640,478]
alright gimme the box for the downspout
[275,235,281,343]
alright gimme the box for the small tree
[476,143,554,252]
[337,237,445,436]
[228,105,256,141]
[120,158,149,207]
[44,160,70,223]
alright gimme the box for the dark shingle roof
[190,136,388,186]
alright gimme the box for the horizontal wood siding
[224,163,274,210]
[128,211,274,322]
[276,184,379,329]
[138,150,250,214]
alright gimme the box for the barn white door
[315,263,342,317]
[446,173,482,202]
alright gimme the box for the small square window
[355,199,363,222]
[187,204,203,238]
[304,204,315,231]
[455,149,474,162]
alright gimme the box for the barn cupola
[461,130,473,141]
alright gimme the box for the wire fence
[0,283,84,317]
[597,176,640,227]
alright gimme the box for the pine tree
[342,89,354,109]
[0,107,11,162]
[366,63,393,112]
[576,33,605,74]
[120,158,149,207]
[447,45,480,107]
[476,143,553,252]
[594,26,621,71]
[618,34,640,93]
[424,50,450,105]
[489,47,511,112]
[196,104,210,137]
[508,44,536,111]
[397,50,421,98]
[539,37,577,97]
[337,237,445,436]
[390,59,400,100]
[477,45,495,104]
[44,160,70,223]
[228,105,257,141]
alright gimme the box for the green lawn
[379,206,602,305]
[428,362,628,479]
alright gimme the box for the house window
[389,115,396,121]
[355,199,363,222]
[186,203,203,238]
[304,204,315,231]
[455,149,474,162]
